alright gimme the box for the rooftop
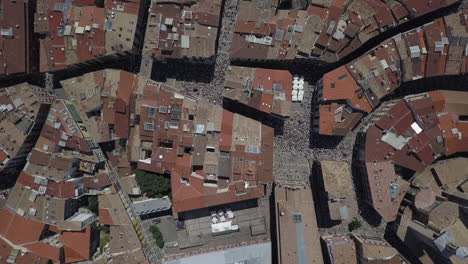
[353,235,406,264]
[230,0,457,62]
[132,197,171,215]
[35,0,140,72]
[0,0,30,75]
[315,103,363,136]
[224,66,293,117]
[143,0,221,58]
[61,69,275,213]
[361,91,468,222]
[0,237,50,264]
[322,235,357,264]
[319,160,358,221]
[0,83,52,173]
[315,11,468,136]
[275,186,323,264]
[163,240,272,264]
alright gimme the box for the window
[159,140,173,148]
[293,213,302,223]
[159,106,167,113]
[338,74,348,80]
[257,1,265,8]
[247,145,259,153]
[144,122,155,131]
[273,83,283,91]
[148,107,156,119]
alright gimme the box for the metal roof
[163,241,272,264]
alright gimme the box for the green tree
[98,225,110,234]
[348,218,362,232]
[149,225,164,248]
[87,196,99,215]
[135,169,171,198]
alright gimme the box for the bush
[98,225,110,234]
[149,225,164,248]
[348,218,362,232]
[87,196,99,215]
[99,236,110,251]
[135,169,171,198]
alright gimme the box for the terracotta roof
[317,103,363,136]
[0,0,29,74]
[25,241,61,263]
[0,238,50,264]
[59,226,92,263]
[0,208,46,245]
[83,173,112,189]
[235,21,276,36]
[322,235,357,264]
[322,66,373,112]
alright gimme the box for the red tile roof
[235,21,276,36]
[362,90,468,221]
[0,208,46,245]
[59,226,92,263]
[25,241,61,263]
[99,208,114,225]
[322,66,373,112]
[0,0,29,74]
[83,173,112,189]
[365,161,410,222]
[0,238,50,264]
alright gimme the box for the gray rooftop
[132,197,171,215]
[163,241,272,264]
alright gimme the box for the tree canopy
[134,169,171,198]
[87,196,99,215]
[149,225,164,249]
[348,218,362,232]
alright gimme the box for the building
[99,193,146,263]
[0,0,33,75]
[0,83,52,188]
[230,0,457,62]
[0,99,110,263]
[34,0,141,72]
[224,66,293,118]
[322,235,357,264]
[315,10,468,136]
[357,90,468,222]
[394,158,468,264]
[0,207,96,264]
[275,185,324,264]
[143,0,221,59]
[0,237,50,264]
[60,69,275,214]
[132,197,171,215]
[313,103,363,136]
[316,160,358,222]
[162,240,272,264]
[353,235,407,264]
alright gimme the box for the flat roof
[275,186,324,264]
[163,241,272,264]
